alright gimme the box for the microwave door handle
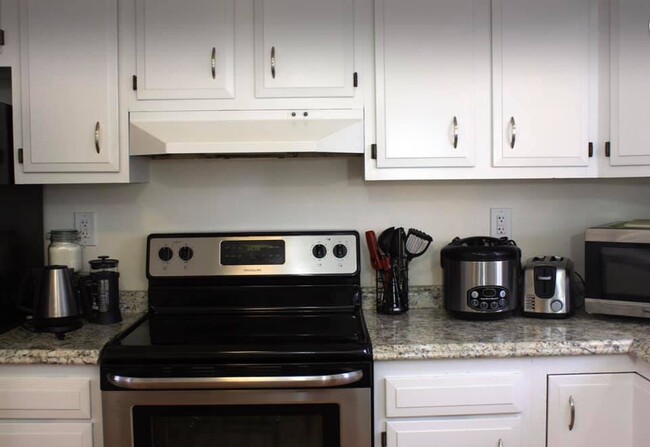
[107,370,364,390]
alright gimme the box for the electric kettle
[79,256,121,324]
[20,265,83,339]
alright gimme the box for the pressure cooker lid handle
[454,236,514,247]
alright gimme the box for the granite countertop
[366,309,650,363]
[0,313,143,365]
[0,288,648,366]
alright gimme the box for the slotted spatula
[405,228,432,261]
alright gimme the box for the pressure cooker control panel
[148,232,359,277]
[467,286,510,311]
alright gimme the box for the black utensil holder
[376,260,409,315]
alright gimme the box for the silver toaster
[522,256,583,318]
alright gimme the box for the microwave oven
[585,220,650,319]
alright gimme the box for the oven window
[133,404,340,447]
[601,247,650,299]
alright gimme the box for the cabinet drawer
[386,417,521,447]
[0,378,90,419]
[0,422,93,447]
[385,373,523,417]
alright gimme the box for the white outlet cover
[490,208,512,239]
[74,212,97,246]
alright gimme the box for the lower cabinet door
[0,423,93,447]
[547,373,634,447]
[386,417,521,447]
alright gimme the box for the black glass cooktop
[101,310,371,364]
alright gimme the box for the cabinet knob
[211,47,216,79]
[94,122,101,154]
[271,46,276,79]
[509,116,517,149]
[498,439,504,447]
[569,395,576,431]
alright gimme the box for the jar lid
[89,255,119,270]
[47,229,80,242]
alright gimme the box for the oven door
[101,369,372,447]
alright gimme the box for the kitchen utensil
[20,265,82,339]
[522,256,584,318]
[365,231,389,272]
[389,227,405,259]
[78,256,121,324]
[378,227,394,257]
[405,228,432,261]
[441,236,521,320]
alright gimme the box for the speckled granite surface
[0,313,143,365]
[1,288,648,365]
[366,308,650,362]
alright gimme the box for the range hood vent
[129,110,364,156]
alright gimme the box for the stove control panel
[148,232,359,277]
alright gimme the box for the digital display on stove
[221,240,285,265]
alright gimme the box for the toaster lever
[537,276,553,281]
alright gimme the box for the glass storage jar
[47,229,83,272]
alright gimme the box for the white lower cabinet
[0,423,93,447]
[376,359,529,447]
[548,373,650,447]
[376,356,649,447]
[386,418,521,447]
[0,366,102,447]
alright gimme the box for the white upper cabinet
[375,0,485,168]
[135,0,235,100]
[610,0,650,166]
[19,0,119,173]
[493,0,592,167]
[254,0,355,98]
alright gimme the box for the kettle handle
[15,268,40,314]
[77,276,96,319]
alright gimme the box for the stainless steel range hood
[129,110,364,156]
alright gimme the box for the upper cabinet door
[20,0,119,173]
[375,0,485,168]
[135,0,235,100]
[610,0,650,166]
[254,0,355,98]
[493,0,592,167]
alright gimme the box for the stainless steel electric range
[100,231,372,447]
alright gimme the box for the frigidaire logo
[244,268,262,272]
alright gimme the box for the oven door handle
[106,370,364,390]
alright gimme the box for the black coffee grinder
[79,256,122,324]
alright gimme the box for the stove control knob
[312,244,327,259]
[158,246,173,262]
[179,246,194,262]
[333,244,348,259]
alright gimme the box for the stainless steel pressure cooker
[441,236,521,319]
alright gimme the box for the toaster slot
[534,266,556,299]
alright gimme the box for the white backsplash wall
[44,158,650,290]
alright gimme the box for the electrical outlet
[74,212,97,246]
[490,208,512,239]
